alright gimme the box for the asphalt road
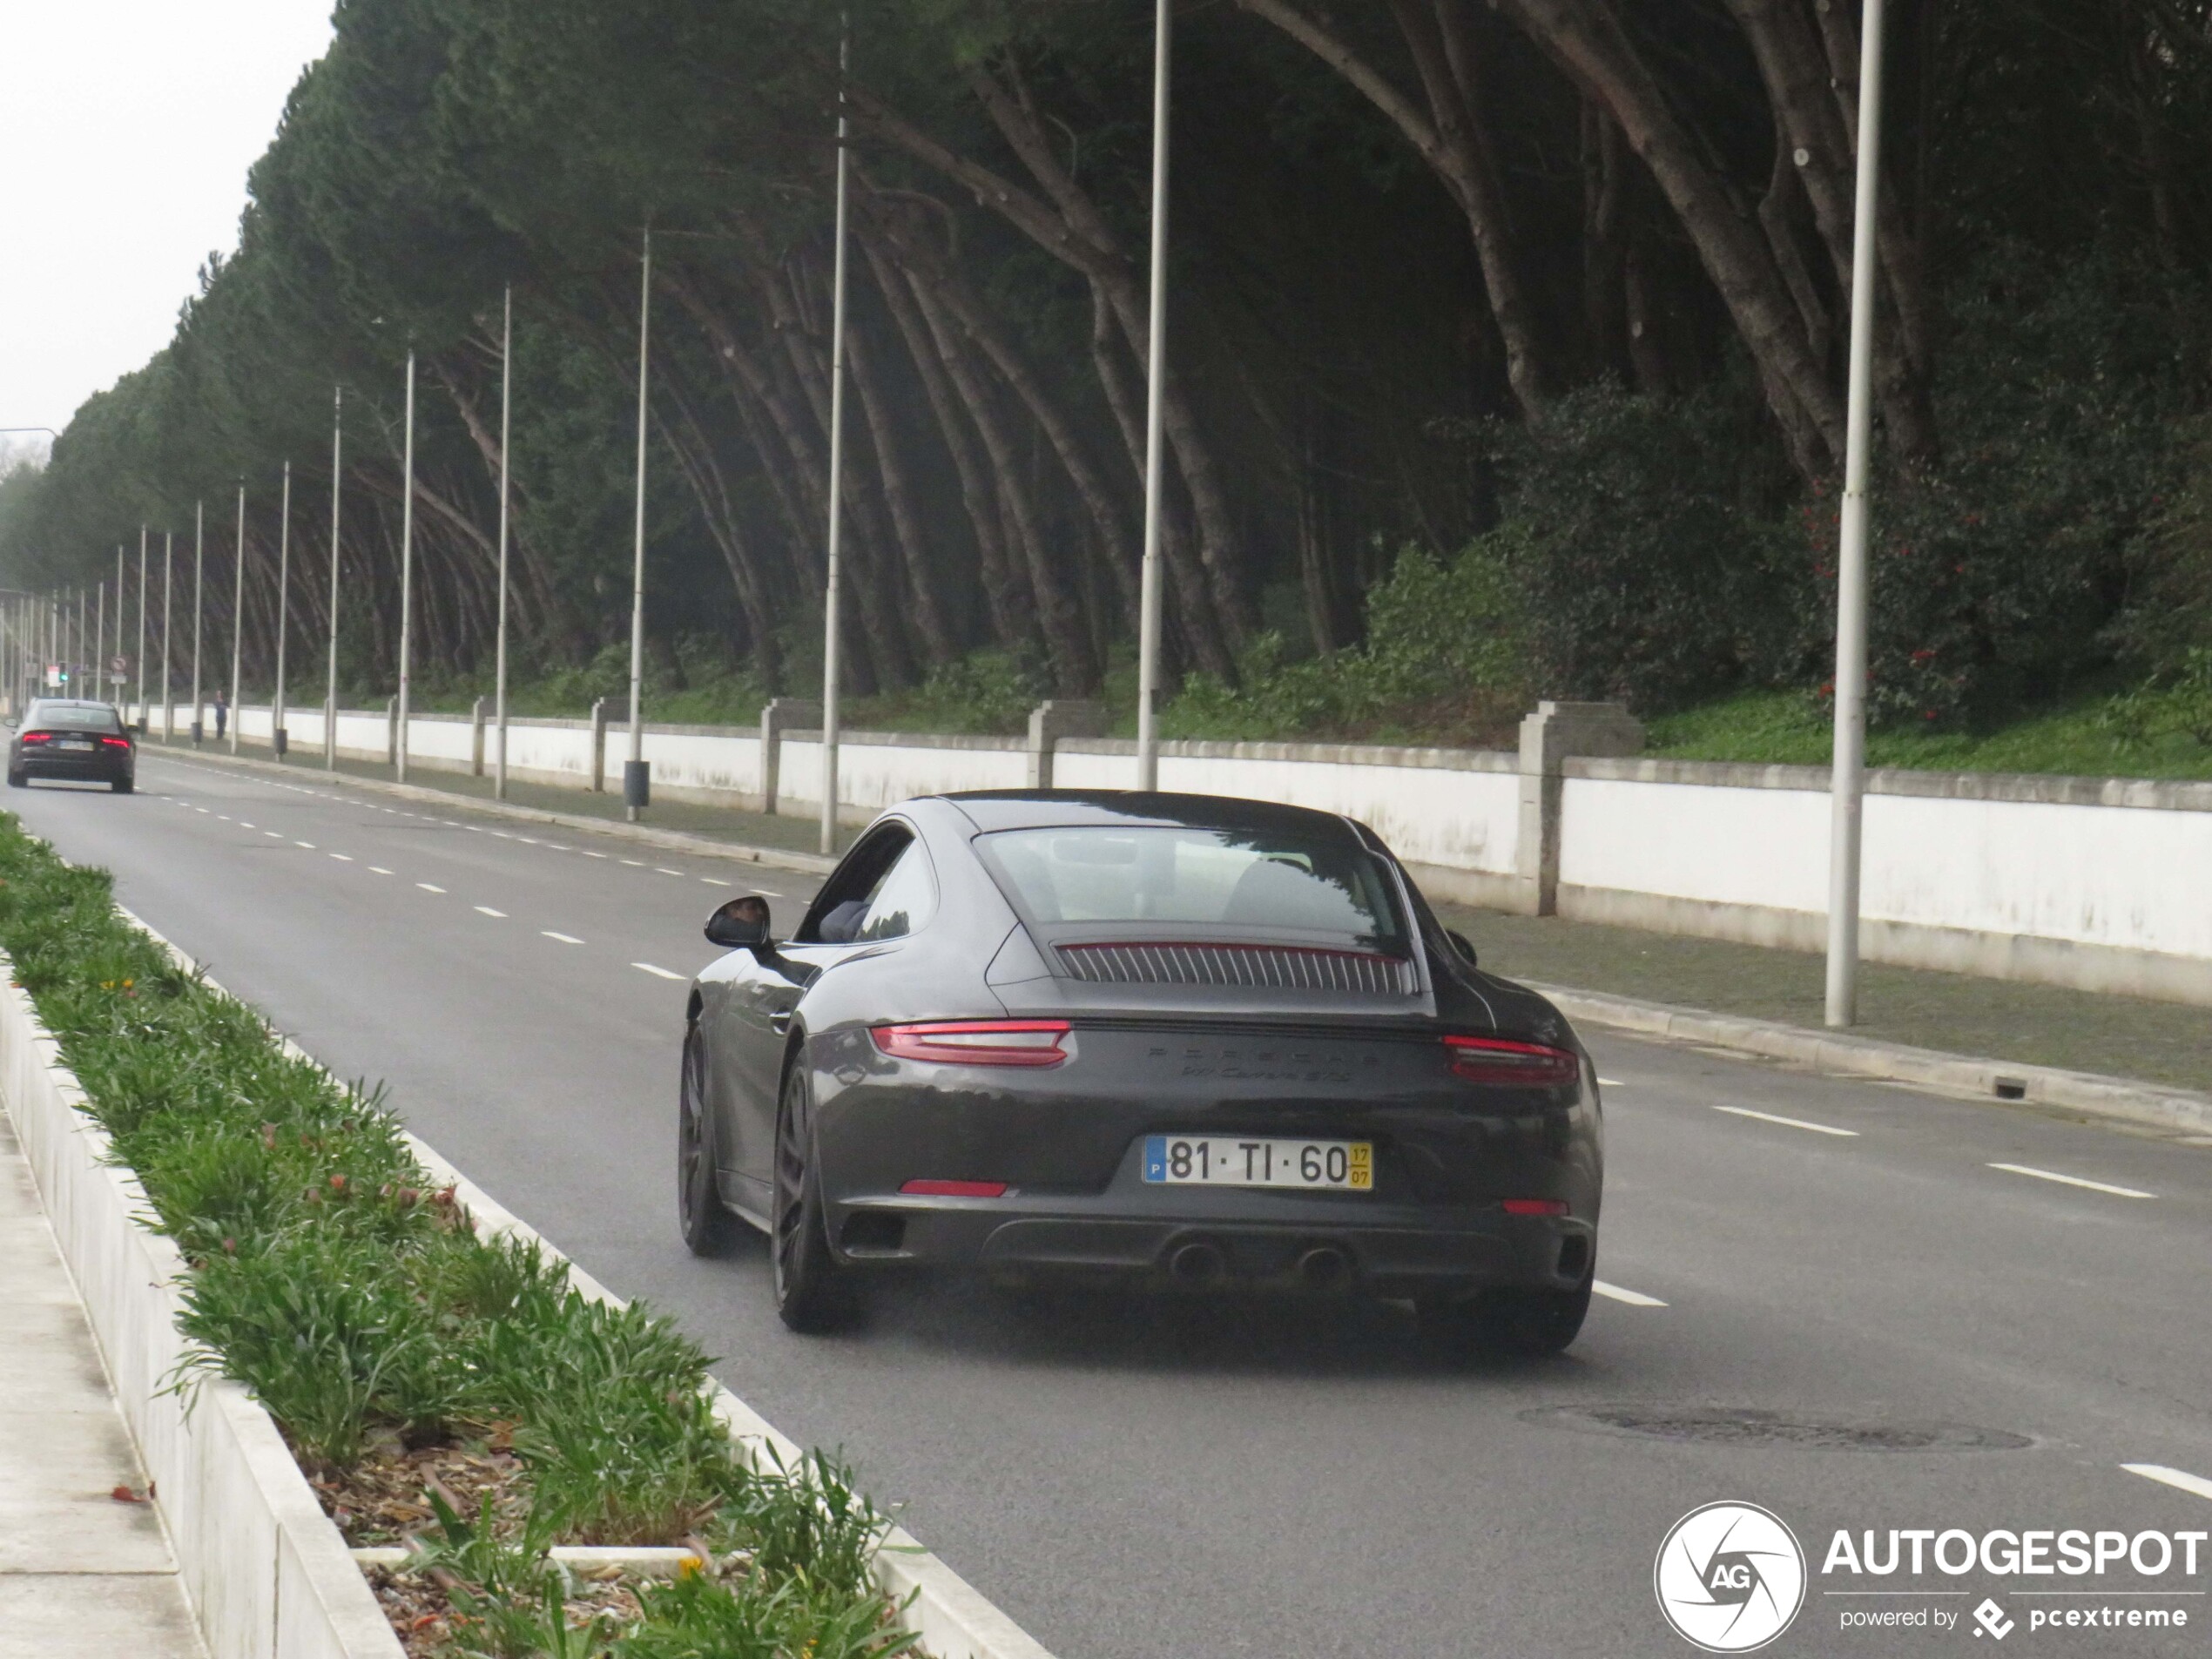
[14,752,2212,1657]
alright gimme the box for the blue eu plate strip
[1143,1136,1168,1183]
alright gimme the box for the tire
[5,769,22,789]
[770,1063,857,1333]
[677,1026,732,1256]
[111,775,134,795]
[1420,1263,1593,1358]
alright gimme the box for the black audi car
[679,792,1602,1352]
[6,699,136,792]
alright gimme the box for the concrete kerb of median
[1537,981,2212,1138]
[140,740,841,880]
[119,907,1055,1659]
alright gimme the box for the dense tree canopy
[2,0,2207,730]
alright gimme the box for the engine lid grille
[1055,941,1414,994]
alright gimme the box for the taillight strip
[1443,1034,1581,1088]
[873,1020,1071,1069]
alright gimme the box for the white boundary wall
[168,704,2212,1005]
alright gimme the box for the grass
[1648,685,2212,780]
[0,816,911,1656]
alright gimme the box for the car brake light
[899,1179,1009,1197]
[1501,1198,1570,1217]
[17,731,51,745]
[873,1020,1071,1068]
[1443,1035,1580,1088]
[99,736,131,749]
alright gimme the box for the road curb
[1535,981,2212,1136]
[141,741,840,879]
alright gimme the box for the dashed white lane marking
[2124,1465,2212,1504]
[516,837,541,845]
[631,962,685,981]
[700,878,731,887]
[217,815,232,820]
[1597,1077,1625,1088]
[238,820,253,828]
[620,860,645,867]
[368,867,394,876]
[1989,1163,2154,1200]
[294,841,316,849]
[329,853,353,862]
[543,932,584,945]
[195,807,209,814]
[475,907,507,918]
[580,851,607,859]
[416,883,446,894]
[263,831,283,839]
[1715,1104,1858,1138]
[655,868,684,878]
[1594,1281,1668,1308]
[545,844,570,852]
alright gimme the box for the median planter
[0,819,1048,1659]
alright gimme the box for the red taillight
[1443,1035,1581,1088]
[17,731,51,745]
[872,1020,1071,1068]
[99,736,131,750]
[899,1179,1009,1197]
[1501,1198,1570,1217]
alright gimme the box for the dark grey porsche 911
[678,791,1603,1352]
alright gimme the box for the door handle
[768,1012,792,1035]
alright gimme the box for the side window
[854,841,936,941]
[799,826,929,943]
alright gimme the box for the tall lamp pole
[624,231,652,822]
[1134,0,1173,792]
[229,484,246,753]
[327,388,342,768]
[398,350,417,783]
[95,580,105,705]
[1824,0,1889,1029]
[819,17,852,856]
[135,528,147,731]
[192,502,205,742]
[114,547,125,707]
[161,533,173,738]
[495,287,513,799]
[274,460,292,759]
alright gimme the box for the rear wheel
[770,1065,856,1332]
[676,1026,732,1256]
[6,768,23,789]
[1420,1263,1593,1358]
[111,775,133,795]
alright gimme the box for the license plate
[59,738,93,751]
[1143,1136,1372,1190]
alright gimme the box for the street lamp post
[398,351,416,783]
[95,581,105,707]
[495,287,513,800]
[327,388,341,768]
[230,485,245,753]
[114,546,124,708]
[1134,0,1173,792]
[625,231,652,823]
[192,502,205,743]
[162,533,174,738]
[136,529,148,731]
[1824,0,1889,1030]
[820,20,852,857]
[274,460,292,759]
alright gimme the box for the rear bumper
[825,1187,1593,1298]
[14,753,130,781]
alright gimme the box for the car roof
[938,790,1367,843]
[26,700,115,713]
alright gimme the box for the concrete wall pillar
[1027,700,1109,790]
[590,698,609,792]
[1515,700,1645,916]
[384,697,398,767]
[759,698,823,814]
[470,697,487,776]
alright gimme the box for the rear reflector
[1501,1198,1570,1217]
[899,1179,1009,1197]
[873,1020,1071,1068]
[1443,1035,1580,1088]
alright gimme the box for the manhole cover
[1524,1404,2030,1452]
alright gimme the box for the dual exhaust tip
[1165,1238,1352,1291]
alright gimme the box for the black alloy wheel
[770,1063,856,1332]
[677,1025,731,1256]
[1419,1259,1594,1358]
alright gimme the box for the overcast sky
[0,1,334,463]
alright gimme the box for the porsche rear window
[978,826,1405,948]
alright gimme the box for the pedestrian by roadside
[213,689,228,743]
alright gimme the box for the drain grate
[1523,1404,2031,1453]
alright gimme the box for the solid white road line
[1594,1280,1668,1308]
[2123,1465,2212,1504]
[631,962,685,981]
[543,932,584,945]
[475,907,507,919]
[1989,1163,2155,1200]
[417,883,447,894]
[1715,1104,1859,1137]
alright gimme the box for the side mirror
[705,897,772,951]
[1447,929,1479,968]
